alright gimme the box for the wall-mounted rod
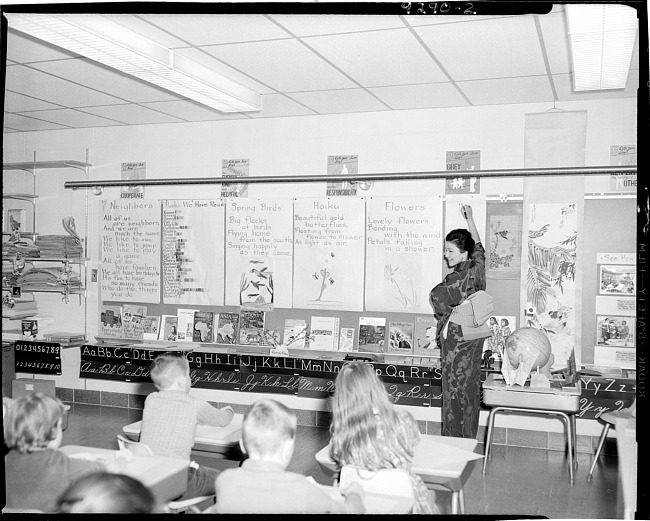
[64,165,636,190]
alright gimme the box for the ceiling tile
[269,14,404,36]
[201,39,357,92]
[458,76,555,105]
[30,58,182,104]
[18,108,123,128]
[137,13,291,46]
[247,93,317,118]
[415,17,548,81]
[141,100,249,121]
[174,47,272,94]
[554,70,639,102]
[80,104,185,125]
[5,65,126,108]
[289,89,388,115]
[3,113,69,132]
[304,28,448,86]
[4,91,61,112]
[369,83,469,109]
[538,10,572,74]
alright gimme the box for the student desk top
[315,435,482,514]
[317,484,415,514]
[122,413,244,460]
[59,445,189,504]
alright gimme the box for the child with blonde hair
[210,399,365,513]
[329,361,439,514]
[4,393,119,511]
[140,352,234,501]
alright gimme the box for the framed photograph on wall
[599,265,636,295]
[596,314,635,348]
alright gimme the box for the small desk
[481,374,582,485]
[315,435,482,514]
[59,445,189,504]
[123,413,244,460]
[615,415,637,519]
[318,484,414,514]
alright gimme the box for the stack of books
[43,331,87,347]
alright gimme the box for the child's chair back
[338,465,415,514]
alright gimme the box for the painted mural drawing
[524,203,577,370]
[240,258,274,310]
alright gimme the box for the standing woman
[429,204,486,438]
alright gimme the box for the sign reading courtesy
[14,341,62,375]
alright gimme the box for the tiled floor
[56,402,625,518]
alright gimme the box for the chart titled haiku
[224,198,294,309]
[100,199,161,303]
[162,199,225,305]
[293,198,365,311]
[365,196,443,313]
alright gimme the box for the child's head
[241,399,297,468]
[57,472,157,513]
[4,392,65,453]
[149,353,191,392]
[501,318,509,327]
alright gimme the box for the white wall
[3,98,637,434]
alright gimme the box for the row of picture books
[98,304,442,356]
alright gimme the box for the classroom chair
[586,398,636,482]
[116,434,154,456]
[338,465,415,514]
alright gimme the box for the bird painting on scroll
[162,199,225,306]
[293,198,365,311]
[523,202,578,371]
[224,199,293,309]
[365,197,443,313]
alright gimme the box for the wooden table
[615,415,637,519]
[122,413,244,460]
[481,373,582,485]
[315,435,482,514]
[59,445,189,504]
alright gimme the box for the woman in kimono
[429,204,486,438]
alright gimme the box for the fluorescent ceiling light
[566,4,638,92]
[5,13,261,113]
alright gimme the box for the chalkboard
[239,355,300,395]
[375,363,438,407]
[297,359,345,399]
[577,376,636,419]
[188,352,241,391]
[14,341,61,375]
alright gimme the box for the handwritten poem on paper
[101,200,161,303]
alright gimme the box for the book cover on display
[338,327,356,352]
[240,310,265,345]
[99,305,124,339]
[309,316,339,350]
[388,320,414,354]
[192,311,214,342]
[215,312,240,344]
[21,319,38,340]
[159,314,179,341]
[122,304,147,340]
[142,315,161,341]
[176,308,198,342]
[281,318,308,349]
[413,315,439,356]
[358,316,386,353]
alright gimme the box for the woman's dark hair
[445,228,475,255]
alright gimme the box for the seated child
[209,399,365,514]
[57,472,157,513]
[139,352,234,501]
[4,393,123,512]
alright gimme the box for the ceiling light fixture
[5,13,261,113]
[565,4,638,92]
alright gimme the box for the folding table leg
[482,408,498,475]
